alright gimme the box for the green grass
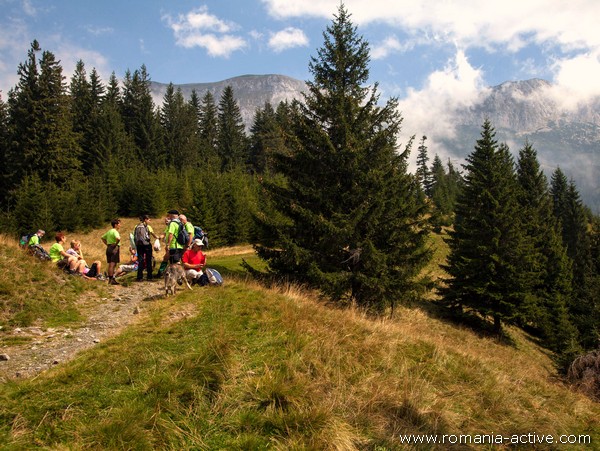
[0,236,110,330]
[1,275,599,449]
[1,232,599,449]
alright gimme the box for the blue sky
[2,0,600,153]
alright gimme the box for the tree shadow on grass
[411,296,517,348]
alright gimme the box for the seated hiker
[114,246,139,278]
[181,239,207,285]
[49,232,86,274]
[27,229,45,250]
[66,240,103,279]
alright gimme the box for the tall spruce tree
[253,5,430,311]
[415,136,431,196]
[9,43,81,186]
[7,40,42,190]
[0,94,9,207]
[442,121,528,333]
[564,181,597,349]
[516,143,578,365]
[550,169,599,350]
[217,85,248,172]
[198,91,219,169]
[248,102,286,174]
[69,60,98,174]
[160,83,199,172]
[121,65,161,168]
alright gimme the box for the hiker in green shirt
[50,232,85,274]
[27,230,45,248]
[101,219,122,285]
[166,209,184,264]
[179,214,195,249]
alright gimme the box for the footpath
[0,280,197,382]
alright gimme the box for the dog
[164,263,192,296]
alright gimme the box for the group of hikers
[24,209,211,288]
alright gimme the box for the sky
[2,0,600,157]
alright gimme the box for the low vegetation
[0,227,599,449]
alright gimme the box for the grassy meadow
[0,220,599,449]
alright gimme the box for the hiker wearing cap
[182,239,206,285]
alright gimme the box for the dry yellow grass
[233,277,599,443]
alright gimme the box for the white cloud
[261,0,600,100]
[178,33,247,58]
[397,49,489,169]
[0,18,33,97]
[546,51,600,109]
[84,25,114,37]
[53,39,113,85]
[22,0,36,16]
[163,6,247,58]
[0,17,113,99]
[261,0,600,50]
[268,27,308,52]
[371,36,413,60]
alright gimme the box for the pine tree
[516,143,578,364]
[248,102,286,174]
[187,90,203,166]
[550,167,569,230]
[198,91,219,169]
[7,40,42,190]
[415,136,431,195]
[217,85,248,172]
[121,65,161,168]
[0,94,10,207]
[69,60,99,174]
[37,48,82,184]
[9,42,81,186]
[160,83,199,172]
[442,121,527,333]
[253,5,430,311]
[562,181,597,349]
[96,72,134,171]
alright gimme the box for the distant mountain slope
[444,79,600,211]
[150,76,599,212]
[150,74,308,128]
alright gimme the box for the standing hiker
[134,214,159,281]
[101,219,121,285]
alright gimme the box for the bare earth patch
[0,280,198,382]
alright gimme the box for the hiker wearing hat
[182,238,207,285]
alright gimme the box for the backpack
[30,244,51,261]
[171,219,189,247]
[204,268,223,286]
[134,223,150,246]
[19,232,34,248]
[193,226,209,248]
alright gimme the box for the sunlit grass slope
[1,233,599,449]
[0,235,112,331]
